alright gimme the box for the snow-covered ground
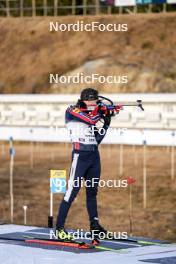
[0,225,176,264]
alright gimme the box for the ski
[80,233,164,246]
[91,239,129,253]
[25,239,93,249]
[23,235,129,253]
[24,235,95,249]
[0,234,165,248]
[97,236,164,246]
[0,236,94,249]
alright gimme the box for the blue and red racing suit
[56,105,111,228]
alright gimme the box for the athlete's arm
[66,106,101,125]
[94,114,111,144]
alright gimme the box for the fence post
[20,0,24,17]
[148,4,152,13]
[72,0,76,15]
[133,144,138,166]
[119,6,123,14]
[127,177,136,236]
[83,0,87,15]
[30,141,34,169]
[119,131,124,176]
[6,0,10,17]
[143,140,147,209]
[95,0,100,15]
[43,0,47,16]
[54,0,58,16]
[163,3,167,13]
[1,142,5,156]
[171,132,175,180]
[119,143,123,176]
[107,5,112,15]
[134,5,137,14]
[30,130,34,170]
[23,205,28,225]
[48,192,53,228]
[9,137,15,223]
[32,0,36,17]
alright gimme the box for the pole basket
[48,216,53,228]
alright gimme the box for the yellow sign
[50,170,66,179]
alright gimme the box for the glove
[102,110,111,126]
[115,105,123,113]
[98,105,109,116]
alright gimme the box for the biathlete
[55,88,116,240]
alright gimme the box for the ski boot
[90,219,108,241]
[55,228,73,241]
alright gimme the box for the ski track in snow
[0,225,176,264]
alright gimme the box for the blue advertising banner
[152,0,166,3]
[136,0,152,4]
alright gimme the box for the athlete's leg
[85,151,108,236]
[85,151,101,223]
[56,152,88,229]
